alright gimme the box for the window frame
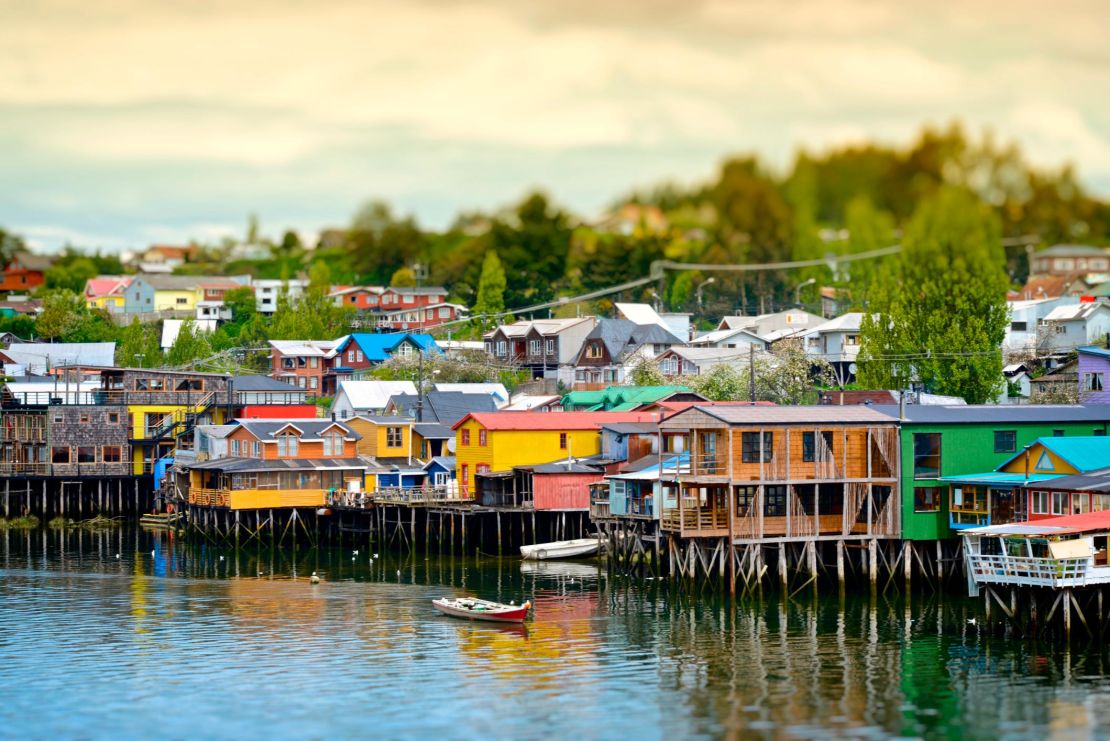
[386,427,403,448]
[993,430,1017,454]
[912,432,942,480]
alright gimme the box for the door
[991,488,1014,524]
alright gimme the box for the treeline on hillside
[172,122,1106,321]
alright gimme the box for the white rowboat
[520,538,601,561]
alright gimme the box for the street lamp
[794,277,817,307]
[136,353,145,369]
[695,277,716,309]
[649,290,664,313]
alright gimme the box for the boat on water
[432,597,532,623]
[520,538,601,561]
[139,512,183,529]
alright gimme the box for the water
[4,528,1110,739]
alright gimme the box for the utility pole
[415,348,424,423]
[748,343,756,403]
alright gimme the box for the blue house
[606,452,688,518]
[335,332,442,370]
[423,456,457,493]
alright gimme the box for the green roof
[561,385,694,411]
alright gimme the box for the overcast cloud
[1,0,1107,250]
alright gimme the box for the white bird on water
[396,570,401,576]
[353,549,359,556]
[150,550,155,557]
[310,571,320,584]
[374,553,379,559]
[114,553,120,559]
[219,555,224,562]
[967,618,977,625]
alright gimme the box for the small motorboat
[432,597,532,623]
[520,537,601,561]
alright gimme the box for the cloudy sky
[2,0,1108,251]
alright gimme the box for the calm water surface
[3,526,1110,739]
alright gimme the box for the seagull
[351,557,356,562]
[396,570,401,576]
[967,618,977,625]
[310,571,320,584]
[353,549,359,556]
[374,553,379,558]
[114,553,120,559]
[219,555,224,562]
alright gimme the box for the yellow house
[346,415,414,459]
[84,276,132,313]
[128,403,229,474]
[452,411,656,497]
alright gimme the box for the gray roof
[586,318,683,359]
[238,419,361,441]
[186,456,370,473]
[387,392,499,425]
[1031,470,1110,492]
[663,405,896,426]
[601,422,659,435]
[4,342,115,371]
[352,415,415,425]
[414,423,453,439]
[530,460,607,474]
[1037,244,1109,257]
[870,404,1110,425]
[230,375,306,393]
[424,456,456,471]
[374,457,427,472]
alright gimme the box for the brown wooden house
[656,405,900,541]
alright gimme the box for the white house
[689,327,768,351]
[656,346,757,379]
[803,312,863,382]
[1039,302,1110,352]
[1005,296,1079,353]
[330,380,418,419]
[253,279,308,315]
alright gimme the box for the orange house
[187,419,367,510]
[1,252,51,292]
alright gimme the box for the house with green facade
[873,405,1110,541]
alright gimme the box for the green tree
[629,358,665,386]
[0,227,27,268]
[222,286,257,325]
[689,363,748,401]
[44,257,97,294]
[858,186,1008,403]
[116,317,162,367]
[35,290,86,340]
[840,196,895,309]
[346,200,425,284]
[166,320,213,367]
[390,266,416,287]
[472,250,506,325]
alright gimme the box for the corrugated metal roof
[238,419,361,441]
[335,380,418,411]
[185,456,370,472]
[667,405,895,426]
[455,411,660,431]
[871,404,1110,424]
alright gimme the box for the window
[282,358,295,370]
[1031,490,1049,515]
[1084,372,1105,392]
[1010,321,1027,332]
[741,432,773,463]
[845,334,859,346]
[661,358,678,375]
[176,297,188,305]
[914,487,941,513]
[277,433,299,457]
[434,472,449,486]
[802,431,834,462]
[484,342,494,354]
[79,413,89,424]
[439,307,450,318]
[1096,429,1107,437]
[461,429,470,446]
[461,464,469,485]
[52,447,70,464]
[102,446,121,463]
[310,357,319,368]
[1094,494,1110,512]
[348,350,355,362]
[356,350,363,363]
[1053,429,1065,437]
[252,441,261,457]
[310,377,318,391]
[478,429,487,447]
[53,414,63,423]
[586,343,603,358]
[108,412,119,424]
[231,439,240,456]
[324,433,344,456]
[77,447,95,463]
[396,343,413,358]
[476,463,490,475]
[764,485,787,517]
[545,339,555,354]
[529,339,542,356]
[496,341,507,357]
[912,433,941,479]
[403,293,414,304]
[1051,491,1067,515]
[993,430,1016,454]
[1055,325,1067,334]
[386,427,403,448]
[559,432,568,449]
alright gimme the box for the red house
[1,252,51,293]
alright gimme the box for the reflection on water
[3,526,1110,739]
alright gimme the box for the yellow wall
[89,296,124,311]
[229,488,329,510]
[454,418,601,494]
[153,288,199,311]
[999,444,1078,476]
[129,403,226,474]
[348,417,412,459]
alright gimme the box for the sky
[2,0,1108,252]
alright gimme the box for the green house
[874,405,1110,541]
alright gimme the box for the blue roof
[993,436,1110,474]
[342,333,442,362]
[939,472,1063,487]
[1079,345,1110,359]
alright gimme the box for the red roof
[452,411,661,431]
[1024,509,1110,534]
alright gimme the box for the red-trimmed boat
[432,597,532,623]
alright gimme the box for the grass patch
[0,515,41,529]
[48,516,77,529]
[79,515,122,529]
